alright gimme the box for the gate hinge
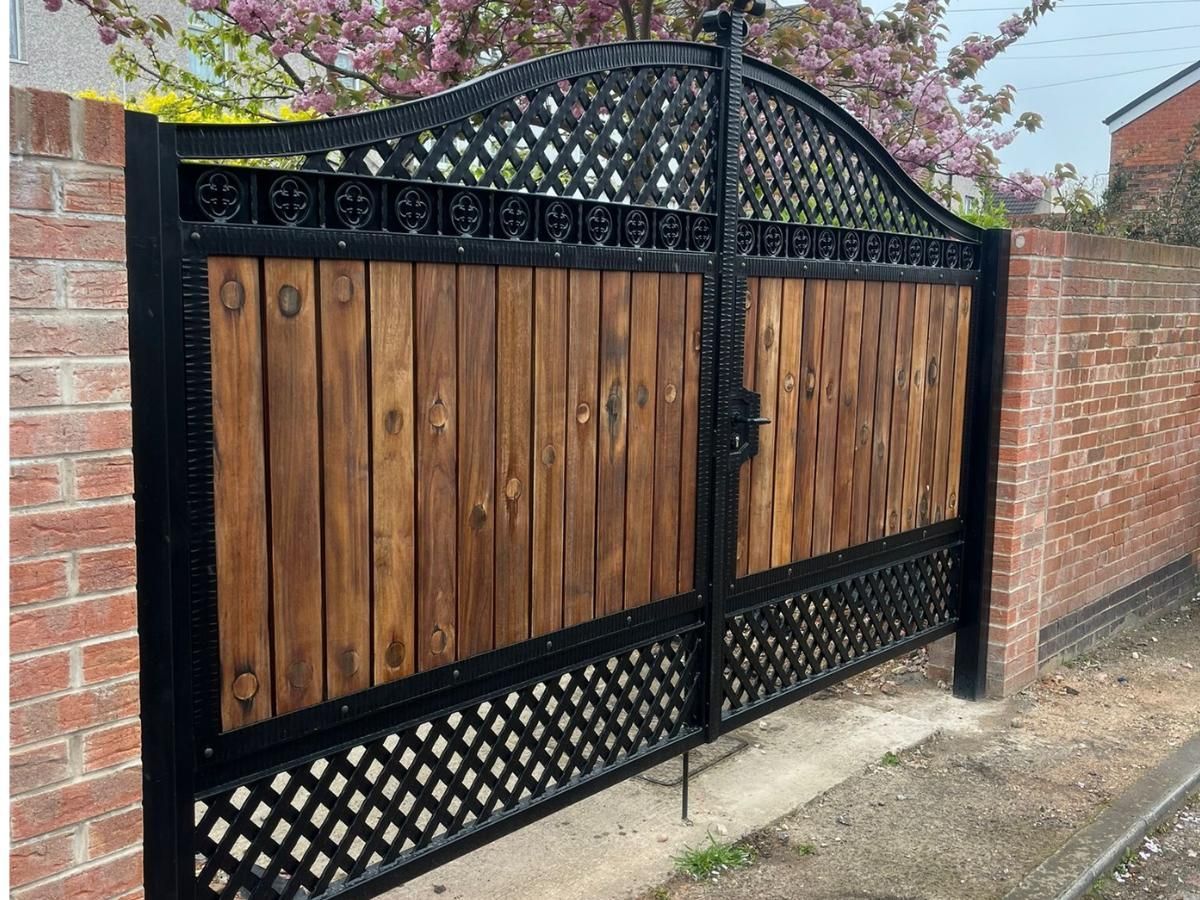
[729,387,769,466]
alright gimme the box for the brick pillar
[9,88,143,897]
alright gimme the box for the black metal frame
[129,12,1007,898]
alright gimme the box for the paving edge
[1002,730,1200,900]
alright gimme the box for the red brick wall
[9,88,143,897]
[1109,80,1200,203]
[975,229,1200,695]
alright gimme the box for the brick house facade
[1105,60,1200,206]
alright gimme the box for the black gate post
[701,4,750,741]
[953,227,1011,700]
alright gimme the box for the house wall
[9,88,143,897]
[1109,81,1200,204]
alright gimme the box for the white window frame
[10,0,25,63]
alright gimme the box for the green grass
[881,751,902,767]
[673,834,755,880]
[650,889,671,900]
[794,842,817,857]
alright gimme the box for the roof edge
[1104,59,1200,130]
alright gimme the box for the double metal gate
[129,8,1008,897]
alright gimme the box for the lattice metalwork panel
[722,546,961,713]
[740,79,942,236]
[302,66,719,212]
[194,633,701,898]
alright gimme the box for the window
[10,0,24,62]
[188,12,233,82]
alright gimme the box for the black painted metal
[128,16,1000,898]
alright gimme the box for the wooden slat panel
[624,272,659,607]
[495,267,533,647]
[414,262,458,670]
[945,286,973,519]
[931,284,961,523]
[811,279,845,557]
[564,270,600,626]
[770,277,804,567]
[885,283,916,536]
[532,268,568,635]
[319,259,371,698]
[597,271,630,616]
[735,279,759,578]
[867,282,899,541]
[831,280,864,551]
[748,277,782,573]
[262,258,324,712]
[457,265,496,657]
[369,261,416,682]
[792,279,826,561]
[916,284,946,527]
[651,273,686,600]
[677,274,702,593]
[210,256,272,728]
[850,281,882,546]
[900,283,932,533]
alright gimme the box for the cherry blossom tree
[48,0,1058,195]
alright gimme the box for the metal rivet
[203,747,214,759]
[697,594,704,602]
[626,615,633,625]
[337,239,347,250]
[452,668,461,679]
[788,567,793,575]
[923,529,928,537]
[457,245,465,255]
[882,540,888,547]
[340,704,350,715]
[637,256,644,264]
[190,231,201,242]
[554,251,561,259]
[546,640,553,650]
[838,553,844,560]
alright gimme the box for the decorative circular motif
[735,222,755,255]
[499,197,530,239]
[691,218,713,251]
[817,229,837,260]
[944,242,960,269]
[887,235,904,265]
[545,201,572,242]
[395,187,432,233]
[841,230,861,261]
[763,224,784,257]
[961,245,976,270]
[659,213,683,249]
[907,236,924,266]
[196,170,242,222]
[865,233,883,262]
[449,192,483,236]
[792,227,812,258]
[586,207,612,244]
[926,239,942,268]
[625,210,649,247]
[333,181,373,229]
[269,175,312,226]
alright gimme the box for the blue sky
[945,0,1200,180]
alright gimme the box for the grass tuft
[794,842,817,857]
[673,834,754,880]
[881,751,902,767]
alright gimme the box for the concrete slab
[383,686,995,900]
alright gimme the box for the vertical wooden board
[830,281,864,551]
[596,271,630,616]
[209,256,272,728]
[916,284,946,527]
[414,262,458,670]
[676,274,702,593]
[770,277,804,567]
[735,279,759,578]
[850,281,882,547]
[624,272,659,607]
[262,258,324,713]
[945,286,973,520]
[457,265,497,657]
[369,261,416,683]
[900,282,931,533]
[931,284,960,524]
[885,283,916,536]
[811,279,845,557]
[791,279,826,561]
[748,277,782,574]
[495,268,533,647]
[564,269,600,626]
[532,268,568,635]
[868,282,900,541]
[651,273,686,601]
[319,259,371,699]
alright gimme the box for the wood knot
[692,329,701,352]
[505,477,523,501]
[824,378,835,401]
[384,409,404,435]
[912,367,923,388]
[232,671,258,701]
[805,368,817,396]
[430,627,450,655]
[384,640,407,669]
[428,400,448,430]
[219,280,244,311]
[927,357,939,385]
[762,324,775,351]
[340,649,360,676]
[576,402,591,424]
[278,284,302,317]
[895,367,907,388]
[859,424,870,446]
[541,445,556,466]
[665,383,677,404]
[605,384,622,421]
[948,492,957,513]
[783,373,796,393]
[287,660,313,689]
[333,274,354,304]
[636,384,649,408]
[469,502,488,530]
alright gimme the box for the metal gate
[128,8,1008,897]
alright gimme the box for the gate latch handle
[729,387,768,465]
